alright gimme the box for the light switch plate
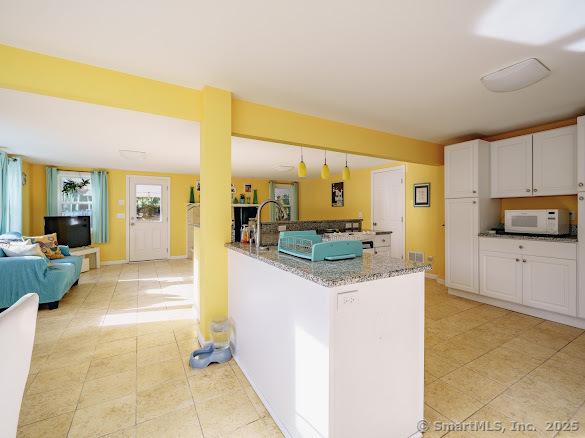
[116,213,125,219]
[118,199,125,206]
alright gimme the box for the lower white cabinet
[479,238,577,317]
[522,256,576,316]
[480,251,523,303]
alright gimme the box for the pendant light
[342,153,351,181]
[297,147,307,178]
[321,150,330,179]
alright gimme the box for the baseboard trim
[437,278,445,285]
[448,287,585,329]
[101,260,129,265]
[425,273,445,285]
[169,255,188,260]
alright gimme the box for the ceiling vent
[481,58,550,92]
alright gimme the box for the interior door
[372,167,404,259]
[128,176,169,262]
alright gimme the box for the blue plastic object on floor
[189,343,232,369]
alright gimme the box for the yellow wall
[25,163,272,261]
[299,162,445,278]
[0,44,443,166]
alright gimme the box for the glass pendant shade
[342,165,351,181]
[321,151,329,179]
[298,147,307,178]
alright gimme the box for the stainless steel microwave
[504,209,569,235]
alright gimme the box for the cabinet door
[445,198,479,293]
[533,126,577,196]
[445,141,477,198]
[522,256,577,316]
[491,135,533,198]
[578,194,585,318]
[480,251,523,303]
[578,116,585,190]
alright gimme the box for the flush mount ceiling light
[275,164,294,172]
[481,58,551,92]
[119,149,146,160]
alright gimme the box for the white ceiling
[0,89,390,178]
[1,1,584,143]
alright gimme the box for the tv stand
[70,246,100,272]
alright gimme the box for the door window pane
[135,184,162,221]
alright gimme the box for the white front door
[128,176,170,262]
[372,167,404,259]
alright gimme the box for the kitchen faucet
[255,199,286,250]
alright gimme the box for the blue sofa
[0,238,82,310]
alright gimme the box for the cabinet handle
[515,258,520,262]
[579,182,584,187]
[580,196,584,201]
[533,188,538,193]
[472,200,477,204]
[522,259,527,263]
[526,188,531,192]
[519,245,524,249]
[472,190,477,194]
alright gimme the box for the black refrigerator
[233,206,258,242]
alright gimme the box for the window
[135,184,162,221]
[58,171,93,217]
[274,184,293,221]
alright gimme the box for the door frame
[370,165,406,259]
[125,175,171,262]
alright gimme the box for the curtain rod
[52,167,109,174]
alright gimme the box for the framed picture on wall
[332,182,344,207]
[244,184,252,193]
[413,183,430,207]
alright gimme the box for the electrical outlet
[337,291,359,309]
[278,225,287,231]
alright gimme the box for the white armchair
[0,293,39,438]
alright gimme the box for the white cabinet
[490,126,578,198]
[445,141,478,198]
[445,198,479,293]
[577,116,585,190]
[578,194,585,318]
[479,237,577,316]
[480,251,523,303]
[490,135,533,198]
[523,255,576,316]
[533,126,577,196]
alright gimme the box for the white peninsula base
[228,248,425,438]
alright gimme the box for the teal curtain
[7,157,22,233]
[90,170,109,243]
[290,182,299,221]
[0,153,23,234]
[268,181,276,221]
[46,167,59,216]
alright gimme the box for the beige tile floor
[18,260,282,438]
[17,261,585,437]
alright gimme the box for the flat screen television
[44,216,91,248]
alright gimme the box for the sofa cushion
[24,233,64,260]
[2,243,45,258]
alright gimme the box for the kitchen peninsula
[227,242,430,438]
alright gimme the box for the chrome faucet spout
[255,199,286,250]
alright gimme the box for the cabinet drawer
[479,237,576,260]
[373,235,391,247]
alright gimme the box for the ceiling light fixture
[119,149,146,160]
[481,58,551,92]
[342,154,351,181]
[321,151,330,180]
[298,147,307,178]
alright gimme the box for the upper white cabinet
[533,126,577,196]
[445,198,479,293]
[490,135,533,198]
[490,126,578,198]
[577,116,585,190]
[445,141,478,198]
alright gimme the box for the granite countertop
[226,242,430,287]
[478,233,578,243]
